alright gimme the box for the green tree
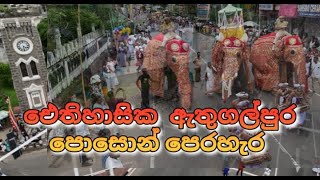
[0,63,13,87]
[46,4,112,51]
[185,4,197,19]
[37,18,48,59]
[0,5,9,13]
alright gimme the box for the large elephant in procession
[251,33,306,91]
[143,33,192,109]
[211,37,252,102]
[209,4,254,102]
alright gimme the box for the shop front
[297,4,320,38]
[278,4,298,34]
[258,4,278,28]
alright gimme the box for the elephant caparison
[251,33,306,91]
[211,37,252,102]
[143,33,192,109]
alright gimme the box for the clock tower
[0,17,48,112]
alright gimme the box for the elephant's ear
[212,41,224,74]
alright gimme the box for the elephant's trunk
[221,73,238,103]
[221,56,240,102]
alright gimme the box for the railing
[47,30,110,100]
[0,129,47,162]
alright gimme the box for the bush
[0,63,13,88]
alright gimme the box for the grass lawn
[0,85,19,110]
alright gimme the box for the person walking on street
[99,129,124,174]
[136,68,153,108]
[311,56,320,93]
[76,122,92,167]
[136,48,144,73]
[118,42,127,67]
[193,52,202,82]
[103,59,116,92]
[223,166,229,176]
[236,160,245,176]
[105,88,126,112]
[205,62,217,96]
[263,166,272,176]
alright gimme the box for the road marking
[270,134,301,173]
[298,126,320,134]
[229,168,258,176]
[126,168,137,176]
[309,88,320,97]
[296,148,300,170]
[150,155,155,168]
[274,133,282,176]
[312,112,319,158]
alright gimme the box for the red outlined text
[24,100,297,132]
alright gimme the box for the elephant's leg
[149,68,165,97]
[294,63,307,88]
[171,63,192,110]
[213,74,222,92]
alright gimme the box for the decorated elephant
[143,33,192,109]
[251,33,306,91]
[211,37,252,102]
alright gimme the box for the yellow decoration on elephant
[220,26,245,40]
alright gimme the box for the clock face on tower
[13,37,34,55]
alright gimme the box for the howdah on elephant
[212,37,252,102]
[251,33,306,91]
[143,33,192,109]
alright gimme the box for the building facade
[0,17,48,111]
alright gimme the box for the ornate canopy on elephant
[251,33,306,92]
[143,33,192,109]
[217,4,247,42]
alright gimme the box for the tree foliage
[0,5,9,13]
[0,63,13,87]
[185,4,197,18]
[46,4,114,51]
[37,18,48,58]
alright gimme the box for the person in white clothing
[99,129,124,173]
[127,38,135,57]
[205,62,217,96]
[311,56,320,93]
[262,167,272,176]
[103,58,117,92]
[143,33,150,43]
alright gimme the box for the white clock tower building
[0,17,48,111]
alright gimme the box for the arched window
[30,61,38,76]
[20,63,28,77]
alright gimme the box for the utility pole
[70,6,85,176]
[77,4,87,104]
